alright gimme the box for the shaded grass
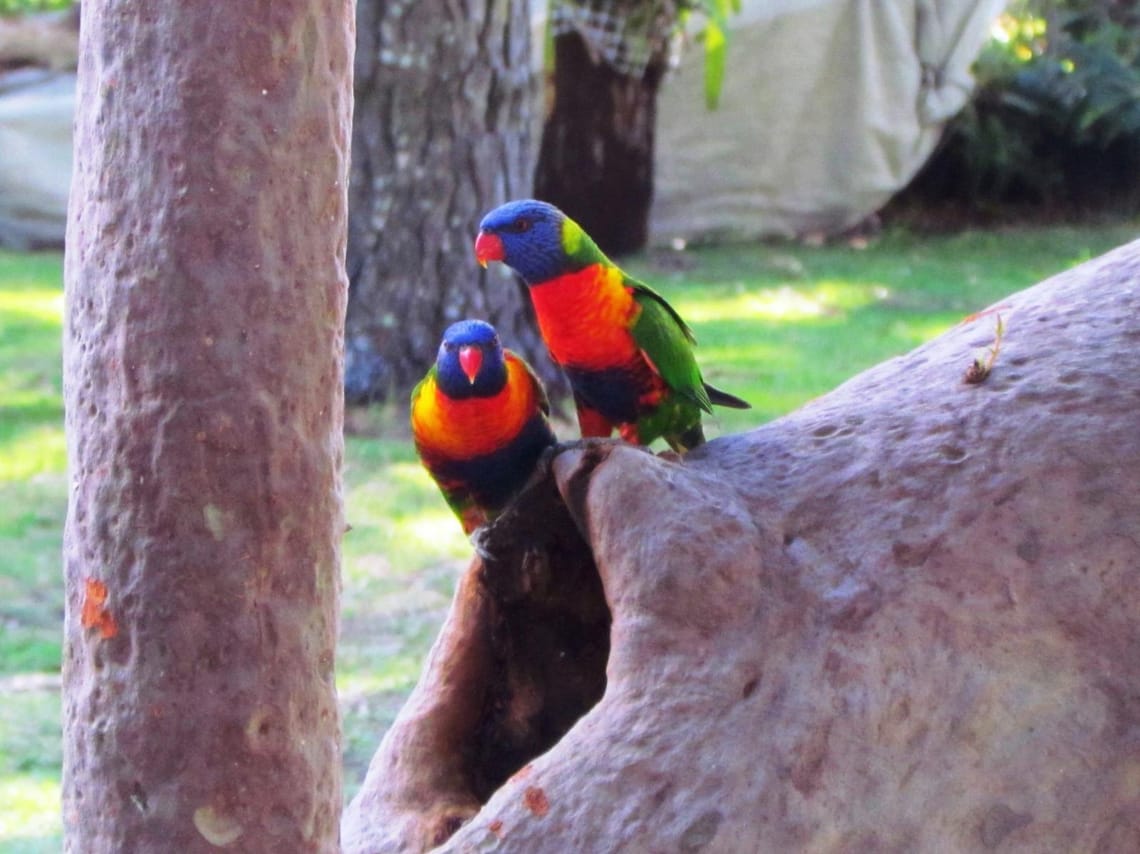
[0,684,64,850]
[0,253,66,476]
[338,435,469,788]
[0,222,1136,846]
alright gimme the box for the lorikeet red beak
[458,345,483,383]
[474,231,504,269]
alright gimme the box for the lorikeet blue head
[475,199,602,285]
[434,319,508,399]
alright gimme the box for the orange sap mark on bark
[81,577,119,639]
[523,786,549,817]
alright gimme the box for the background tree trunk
[344,0,561,405]
[533,30,666,257]
[62,2,352,851]
[343,239,1140,852]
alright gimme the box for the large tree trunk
[62,2,352,851]
[534,30,666,257]
[343,240,1140,851]
[344,0,560,404]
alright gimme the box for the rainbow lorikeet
[474,199,750,451]
[411,319,557,534]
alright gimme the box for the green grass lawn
[1,221,1136,849]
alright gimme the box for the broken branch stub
[344,239,1140,852]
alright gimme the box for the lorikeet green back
[411,320,556,534]
[475,199,749,451]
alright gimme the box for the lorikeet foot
[670,423,706,452]
[618,423,644,446]
[459,507,488,536]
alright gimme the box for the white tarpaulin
[0,2,1004,248]
[0,68,73,249]
[650,0,1008,244]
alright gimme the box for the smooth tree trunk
[343,240,1140,851]
[344,0,561,404]
[62,2,353,851]
[533,30,667,257]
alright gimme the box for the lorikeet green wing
[627,278,715,415]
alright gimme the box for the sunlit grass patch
[339,434,470,798]
[675,280,893,323]
[0,289,64,323]
[343,452,470,579]
[0,774,62,850]
[0,424,67,481]
[0,682,63,849]
[0,253,65,491]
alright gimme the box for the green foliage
[546,1,740,110]
[0,0,73,15]
[917,0,1140,213]
[684,0,741,109]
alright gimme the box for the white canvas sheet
[0,69,73,249]
[650,0,1007,244]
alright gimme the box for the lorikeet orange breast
[411,320,556,534]
[526,263,668,437]
[475,199,749,451]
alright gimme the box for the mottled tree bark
[62,3,353,852]
[343,240,1140,852]
[344,0,560,404]
[534,31,666,257]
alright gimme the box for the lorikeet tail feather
[705,383,751,410]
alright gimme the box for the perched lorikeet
[411,319,557,534]
[474,199,750,451]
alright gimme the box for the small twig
[964,313,1005,385]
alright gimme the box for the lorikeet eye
[507,218,531,234]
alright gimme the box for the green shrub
[0,0,73,16]
[903,0,1140,216]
